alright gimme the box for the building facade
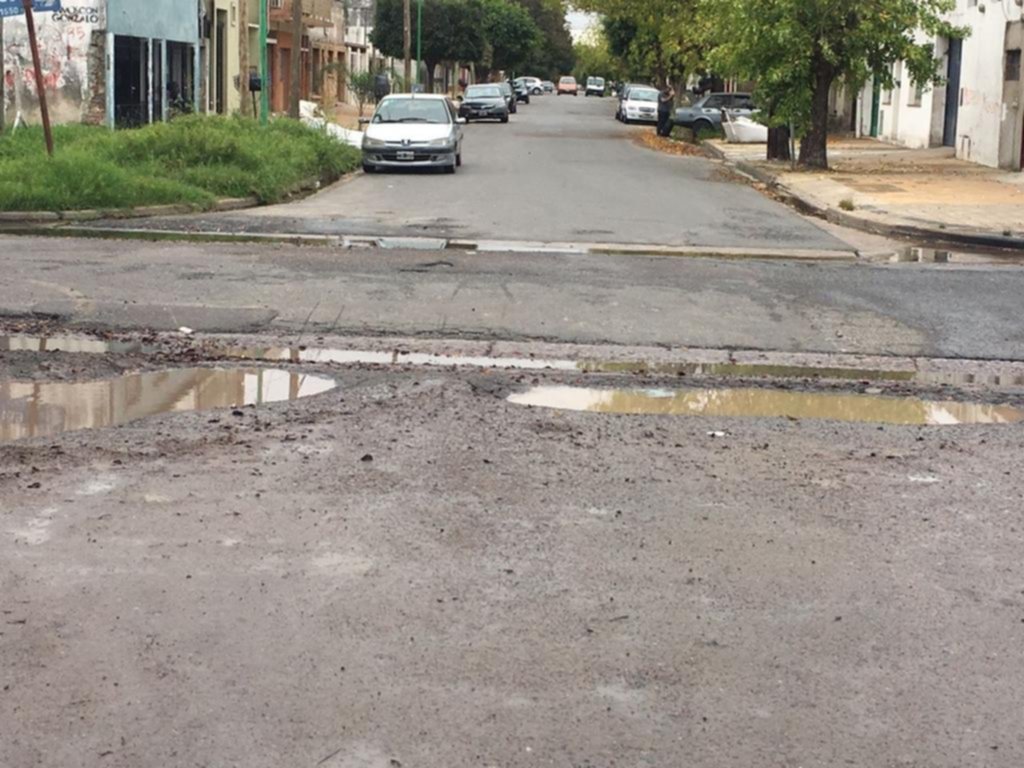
[861,0,1024,171]
[1,0,351,127]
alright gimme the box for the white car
[516,76,544,95]
[619,86,659,123]
[360,94,465,174]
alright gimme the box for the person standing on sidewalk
[657,82,676,137]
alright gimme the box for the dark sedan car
[459,84,510,123]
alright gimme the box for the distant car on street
[498,81,517,114]
[541,80,555,93]
[673,92,755,134]
[585,76,606,97]
[516,76,545,95]
[459,84,510,123]
[618,85,659,123]
[557,76,578,96]
[360,94,465,175]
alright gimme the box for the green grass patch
[0,115,361,212]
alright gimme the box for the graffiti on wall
[2,0,106,123]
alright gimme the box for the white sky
[566,10,599,42]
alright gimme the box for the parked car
[585,76,606,97]
[458,84,510,123]
[512,79,531,104]
[557,76,578,95]
[498,81,517,114]
[516,76,544,95]
[615,83,652,120]
[618,85,659,123]
[541,80,555,93]
[673,92,755,134]
[360,94,465,174]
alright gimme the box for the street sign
[0,0,61,18]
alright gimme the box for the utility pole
[21,0,53,155]
[239,0,250,117]
[259,0,269,124]
[0,15,6,134]
[403,0,411,89]
[289,0,302,118]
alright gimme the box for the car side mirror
[456,117,467,124]
[456,95,464,102]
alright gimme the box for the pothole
[507,385,1024,426]
[0,368,336,443]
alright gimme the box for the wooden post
[21,0,53,155]
[288,0,301,118]
[239,0,250,116]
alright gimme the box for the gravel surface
[3,354,1024,767]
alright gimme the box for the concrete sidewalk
[706,137,1024,249]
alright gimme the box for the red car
[557,76,578,96]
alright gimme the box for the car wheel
[532,88,541,95]
[456,152,462,167]
[693,119,714,135]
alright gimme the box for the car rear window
[466,86,502,98]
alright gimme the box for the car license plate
[396,151,414,161]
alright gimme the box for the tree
[573,35,624,84]
[373,0,486,91]
[576,0,703,87]
[348,71,376,116]
[703,0,965,168]
[512,0,575,78]
[480,0,542,75]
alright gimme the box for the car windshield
[466,86,502,99]
[373,98,450,124]
[629,89,659,102]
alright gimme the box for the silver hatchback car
[360,94,466,174]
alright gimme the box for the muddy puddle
[0,368,336,442]
[508,385,1024,426]
[4,334,1024,389]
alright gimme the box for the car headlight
[362,136,386,149]
[428,136,455,148]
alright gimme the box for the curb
[702,143,1024,252]
[0,226,857,260]
[0,173,342,229]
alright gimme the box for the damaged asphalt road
[3,235,1024,359]
[3,343,1024,767]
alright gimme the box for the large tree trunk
[798,59,834,169]
[767,126,791,161]
[425,61,436,92]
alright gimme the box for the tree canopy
[701,0,964,167]
[480,0,542,74]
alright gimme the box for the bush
[0,115,361,211]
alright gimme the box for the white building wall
[872,0,1024,169]
[951,1,1011,167]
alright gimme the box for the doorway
[114,36,147,127]
[943,37,962,148]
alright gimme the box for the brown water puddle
[0,368,336,442]
[507,385,1024,426]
